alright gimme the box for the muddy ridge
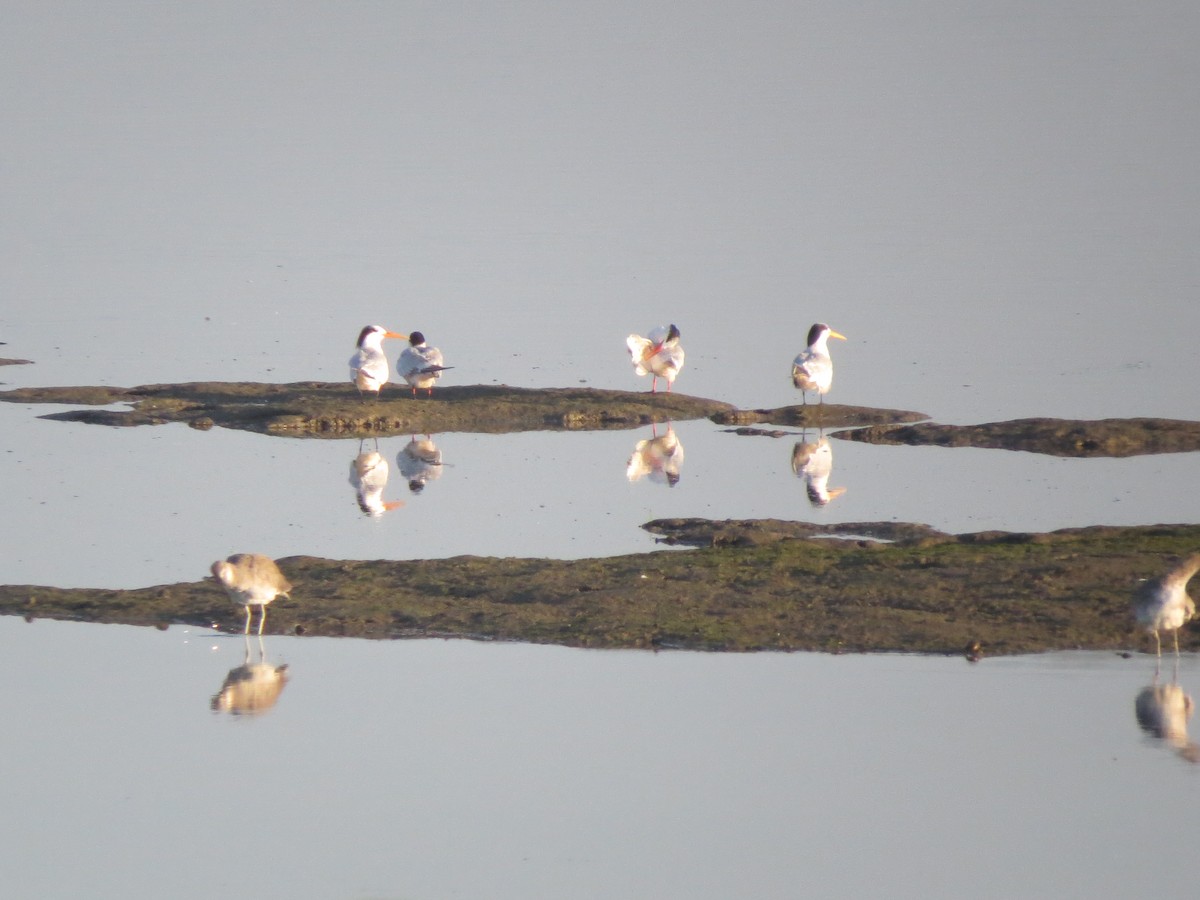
[837,417,1200,458]
[3,521,1197,656]
[0,381,926,435]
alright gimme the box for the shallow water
[2,617,1197,900]
[4,401,1198,590]
[2,2,1199,896]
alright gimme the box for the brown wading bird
[349,324,408,398]
[791,323,847,405]
[627,324,685,394]
[1133,554,1200,658]
[397,331,452,398]
[210,553,293,635]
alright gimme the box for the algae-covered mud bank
[3,522,1197,656]
[839,417,1200,457]
[0,381,925,434]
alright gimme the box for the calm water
[3,618,1199,900]
[2,2,1199,897]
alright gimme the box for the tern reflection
[791,433,845,507]
[397,436,444,493]
[211,635,289,716]
[626,423,684,487]
[1135,677,1200,764]
[350,441,403,516]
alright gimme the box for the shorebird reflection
[211,635,290,716]
[626,423,685,487]
[790,434,845,507]
[1135,677,1200,764]
[397,436,444,493]
[349,441,403,516]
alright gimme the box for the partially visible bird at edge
[1134,553,1200,658]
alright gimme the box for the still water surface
[2,617,1197,900]
[2,2,1199,897]
[4,401,1198,590]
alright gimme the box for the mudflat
[3,520,1196,656]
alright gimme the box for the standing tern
[627,324,685,393]
[349,325,407,397]
[791,323,846,405]
[397,331,452,398]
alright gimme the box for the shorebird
[1133,554,1200,657]
[790,434,846,506]
[350,443,403,516]
[210,553,293,635]
[627,324,685,393]
[397,331,452,398]
[791,323,846,405]
[626,423,685,486]
[349,325,407,397]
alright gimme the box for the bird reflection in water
[790,433,846,507]
[349,439,404,516]
[626,422,684,487]
[1135,676,1200,764]
[397,436,444,493]
[211,634,289,716]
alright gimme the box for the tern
[349,325,407,397]
[397,331,452,398]
[627,324,685,393]
[210,553,293,635]
[1133,554,1200,657]
[791,323,846,405]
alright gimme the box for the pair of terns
[627,322,846,401]
[349,325,451,398]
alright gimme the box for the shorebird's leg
[243,605,252,635]
[258,605,267,636]
[1155,630,1163,658]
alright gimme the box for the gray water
[3,618,1198,900]
[2,2,1199,897]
